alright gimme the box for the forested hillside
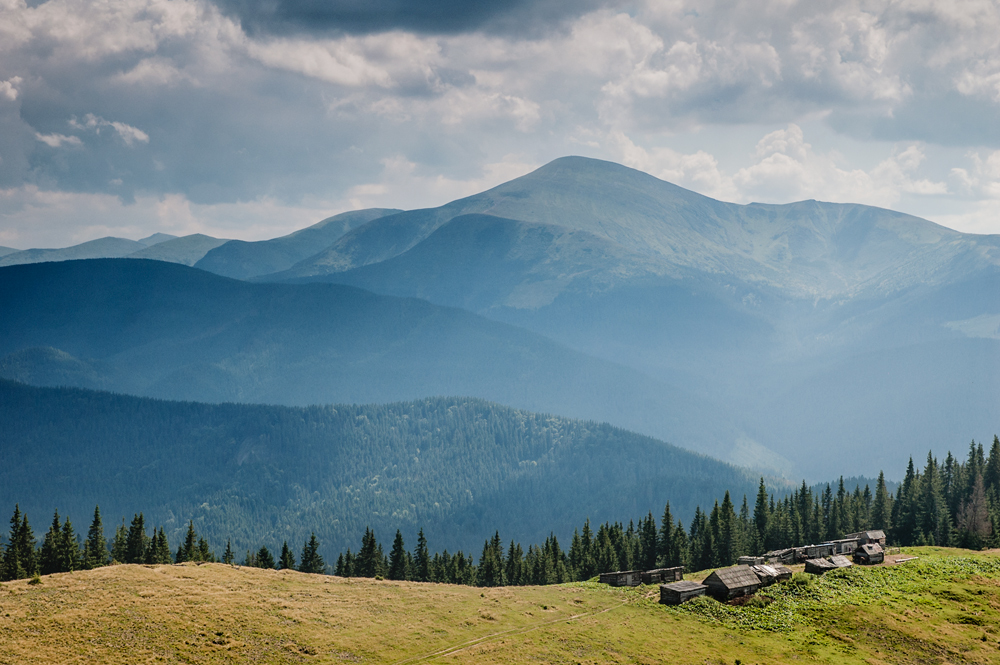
[0,259,732,454]
[0,380,758,562]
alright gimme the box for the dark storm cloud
[213,0,617,37]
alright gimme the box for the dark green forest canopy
[0,380,759,560]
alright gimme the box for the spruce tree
[176,521,197,563]
[872,471,892,533]
[753,479,769,549]
[255,546,275,569]
[39,511,63,575]
[82,506,108,569]
[222,540,235,565]
[278,541,296,570]
[357,528,380,578]
[110,520,128,563]
[413,529,430,582]
[59,517,80,572]
[197,537,214,562]
[388,530,409,581]
[1,507,36,581]
[657,503,675,568]
[124,514,148,564]
[985,435,1000,505]
[299,533,325,574]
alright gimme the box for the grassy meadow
[2,548,1000,664]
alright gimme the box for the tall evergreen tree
[299,533,325,574]
[176,521,198,563]
[110,520,128,563]
[82,506,108,569]
[58,517,80,572]
[872,471,892,533]
[278,541,296,570]
[124,514,149,564]
[222,540,235,565]
[255,546,275,569]
[39,511,64,575]
[1,506,36,581]
[413,529,430,582]
[388,530,410,581]
[657,503,675,568]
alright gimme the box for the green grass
[2,548,1000,663]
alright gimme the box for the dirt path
[391,599,628,664]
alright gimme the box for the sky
[2,0,1000,248]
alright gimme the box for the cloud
[69,114,150,147]
[0,77,21,101]
[210,0,617,37]
[35,132,83,148]
[0,184,342,248]
[2,0,1000,240]
[731,124,948,207]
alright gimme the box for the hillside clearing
[2,548,1000,664]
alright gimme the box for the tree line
[4,437,998,585]
[332,437,1000,585]
[0,505,325,581]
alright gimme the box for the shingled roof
[703,566,761,590]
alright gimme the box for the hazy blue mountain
[0,259,740,455]
[0,379,763,560]
[138,232,178,246]
[0,232,219,267]
[0,237,149,266]
[127,233,229,266]
[0,246,19,258]
[277,157,999,299]
[194,208,401,279]
[268,157,1000,479]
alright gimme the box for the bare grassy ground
[2,548,1000,664]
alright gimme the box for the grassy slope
[2,548,1000,664]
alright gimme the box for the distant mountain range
[0,379,760,558]
[2,156,997,479]
[0,208,397,270]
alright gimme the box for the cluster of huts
[597,530,888,606]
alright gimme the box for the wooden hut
[828,538,860,555]
[854,543,884,565]
[702,566,761,600]
[829,555,853,569]
[805,555,852,574]
[798,543,837,561]
[750,564,792,586]
[599,570,642,587]
[660,580,707,605]
[844,530,887,547]
[763,548,796,565]
[642,567,683,585]
[804,557,837,574]
[737,556,765,565]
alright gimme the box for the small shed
[772,565,793,581]
[829,555,853,569]
[804,557,837,574]
[828,538,860,554]
[763,548,796,565]
[659,580,707,605]
[798,543,837,561]
[845,530,887,547]
[642,566,684,585]
[599,570,642,587]
[702,566,761,600]
[737,556,765,565]
[854,543,884,565]
[750,564,792,586]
